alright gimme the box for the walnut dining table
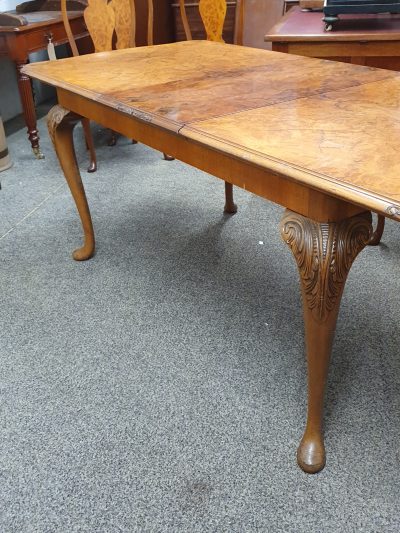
[23,41,400,473]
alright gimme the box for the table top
[266,6,400,41]
[23,40,400,218]
[0,11,83,33]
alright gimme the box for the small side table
[0,11,89,159]
[265,7,400,70]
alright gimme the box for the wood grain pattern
[199,0,227,42]
[22,41,400,219]
[47,105,95,260]
[84,0,115,52]
[110,0,133,49]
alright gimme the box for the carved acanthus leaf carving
[47,105,71,146]
[281,210,372,323]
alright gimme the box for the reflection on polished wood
[24,41,400,472]
[47,105,95,260]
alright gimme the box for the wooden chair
[179,0,245,213]
[61,0,173,161]
[49,6,97,172]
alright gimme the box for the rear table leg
[281,210,372,473]
[224,182,237,214]
[369,214,385,246]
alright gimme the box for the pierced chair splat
[62,0,171,160]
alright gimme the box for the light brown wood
[24,41,400,472]
[110,0,133,49]
[84,0,115,52]
[179,0,244,43]
[281,210,372,472]
[59,0,97,172]
[198,0,227,42]
[177,1,245,211]
[47,105,95,260]
[266,7,400,243]
[23,42,400,219]
[62,0,167,157]
[81,117,97,172]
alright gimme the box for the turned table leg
[16,60,44,159]
[47,105,95,260]
[281,210,372,473]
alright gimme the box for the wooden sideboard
[0,11,89,158]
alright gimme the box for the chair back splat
[179,0,244,45]
[61,0,154,54]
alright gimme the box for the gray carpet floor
[1,114,400,532]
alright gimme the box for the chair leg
[224,182,237,214]
[81,118,97,173]
[108,131,117,146]
[163,153,174,161]
[368,214,385,246]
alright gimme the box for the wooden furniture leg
[47,105,95,261]
[369,214,385,245]
[281,209,372,473]
[16,60,44,159]
[81,118,97,173]
[224,182,237,214]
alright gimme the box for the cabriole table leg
[16,60,44,159]
[281,209,372,473]
[47,104,95,261]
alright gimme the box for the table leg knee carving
[47,105,95,261]
[281,209,372,472]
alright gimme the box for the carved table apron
[23,41,400,473]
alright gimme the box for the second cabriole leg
[47,105,95,261]
[281,210,372,473]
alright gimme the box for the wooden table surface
[23,41,400,473]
